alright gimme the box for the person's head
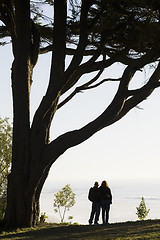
[101,180,109,188]
[94,181,99,188]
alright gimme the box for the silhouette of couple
[88,180,112,225]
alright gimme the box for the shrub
[136,197,150,220]
[40,212,48,223]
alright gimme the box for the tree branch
[85,77,121,90]
[43,65,137,165]
[31,0,67,139]
[58,76,121,110]
[61,51,111,95]
[109,62,160,124]
[63,0,89,80]
[58,69,104,109]
[39,45,97,56]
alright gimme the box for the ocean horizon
[40,178,160,224]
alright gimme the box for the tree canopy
[0,117,12,221]
[0,0,160,227]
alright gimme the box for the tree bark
[5,152,50,227]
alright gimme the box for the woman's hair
[101,180,109,188]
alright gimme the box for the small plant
[68,215,73,224]
[136,197,150,220]
[40,212,48,223]
[53,184,76,223]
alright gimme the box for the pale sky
[1,43,160,186]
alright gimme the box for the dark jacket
[99,186,112,204]
[88,187,101,203]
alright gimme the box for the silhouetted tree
[0,0,160,227]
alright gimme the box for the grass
[1,220,160,240]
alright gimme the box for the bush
[136,197,150,220]
[40,212,48,223]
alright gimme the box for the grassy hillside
[1,220,160,239]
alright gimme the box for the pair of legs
[101,199,110,224]
[89,202,100,224]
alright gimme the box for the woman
[99,180,112,224]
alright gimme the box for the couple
[88,180,112,225]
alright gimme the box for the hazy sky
[1,43,160,186]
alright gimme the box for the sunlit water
[40,179,160,224]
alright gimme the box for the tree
[0,0,160,227]
[136,197,150,220]
[0,117,12,221]
[53,184,76,223]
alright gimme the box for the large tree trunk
[5,59,50,226]
[5,54,34,227]
[4,0,66,228]
[3,0,44,227]
[5,57,55,227]
[5,153,50,227]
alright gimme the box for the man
[88,181,101,225]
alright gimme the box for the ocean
[40,179,160,224]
